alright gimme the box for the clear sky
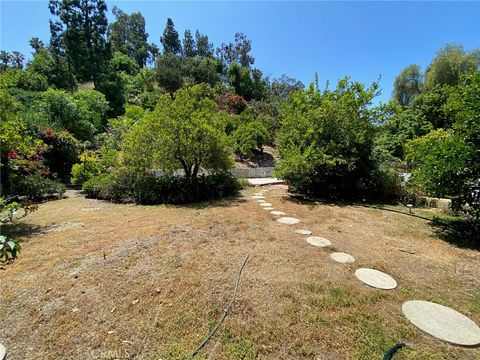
[1,1,479,104]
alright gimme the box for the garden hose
[383,343,407,360]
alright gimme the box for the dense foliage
[1,0,479,223]
[405,71,480,218]
[276,77,399,200]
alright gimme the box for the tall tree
[11,52,25,69]
[195,30,213,58]
[425,44,480,89]
[29,37,45,53]
[48,0,109,84]
[217,32,254,68]
[271,74,305,98]
[0,51,11,72]
[108,7,151,67]
[393,64,423,107]
[160,18,182,55]
[182,30,196,58]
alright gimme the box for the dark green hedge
[83,172,242,205]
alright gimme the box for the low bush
[10,174,65,201]
[83,171,242,205]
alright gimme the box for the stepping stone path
[355,268,397,290]
[330,252,355,263]
[276,217,301,225]
[295,229,312,235]
[306,236,331,247]
[402,300,480,346]
[252,186,480,347]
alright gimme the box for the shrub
[11,174,65,201]
[276,77,382,200]
[83,171,242,205]
[233,121,270,158]
[41,129,81,181]
[82,172,133,202]
[215,92,247,115]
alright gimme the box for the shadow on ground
[431,218,480,251]
[283,192,480,251]
[0,222,47,243]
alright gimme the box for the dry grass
[0,187,479,359]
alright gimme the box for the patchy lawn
[1,186,479,360]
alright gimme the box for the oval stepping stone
[355,268,397,290]
[270,211,286,216]
[295,229,312,235]
[254,192,263,196]
[306,236,331,247]
[402,300,480,346]
[260,203,272,207]
[330,252,355,263]
[252,195,265,199]
[0,344,5,360]
[263,207,274,210]
[257,199,266,203]
[276,217,300,225]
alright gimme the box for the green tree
[0,51,11,72]
[122,84,232,181]
[227,62,253,99]
[182,29,196,58]
[276,77,381,198]
[108,7,151,68]
[182,57,221,86]
[425,44,480,89]
[195,30,213,58]
[271,74,304,98]
[233,121,270,158]
[48,0,109,84]
[393,64,423,107]
[29,37,45,53]
[11,52,25,69]
[217,32,254,68]
[160,18,182,55]
[155,52,183,95]
[406,70,480,218]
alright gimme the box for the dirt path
[1,186,479,359]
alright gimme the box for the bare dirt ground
[1,186,479,360]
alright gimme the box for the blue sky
[1,1,479,104]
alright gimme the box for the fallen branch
[190,244,256,359]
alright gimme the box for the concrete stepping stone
[330,252,355,263]
[257,199,266,203]
[0,344,5,360]
[270,211,286,216]
[306,236,331,247]
[252,195,266,199]
[263,207,274,210]
[276,217,301,225]
[295,229,312,235]
[260,202,272,207]
[402,300,480,346]
[254,192,263,196]
[355,268,397,290]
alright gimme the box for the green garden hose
[383,343,407,360]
